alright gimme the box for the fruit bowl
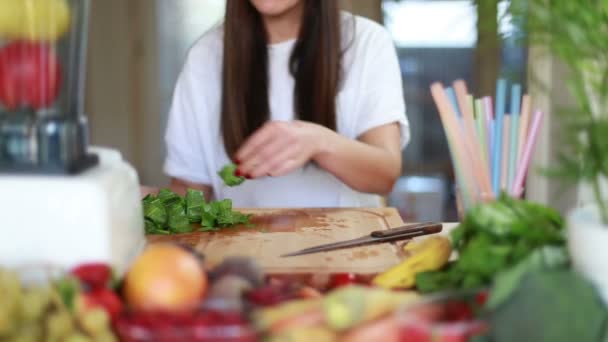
[397,290,489,342]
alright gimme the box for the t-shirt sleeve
[163,57,212,185]
[354,27,410,148]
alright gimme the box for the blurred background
[86,0,573,221]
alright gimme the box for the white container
[0,147,145,275]
[568,203,608,304]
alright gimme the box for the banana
[0,0,71,41]
[372,235,452,289]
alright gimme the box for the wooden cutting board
[146,208,409,275]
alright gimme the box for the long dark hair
[221,0,342,157]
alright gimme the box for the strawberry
[475,290,489,306]
[77,288,124,319]
[70,263,112,291]
[329,273,357,289]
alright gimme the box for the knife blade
[280,222,442,257]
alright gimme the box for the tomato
[0,41,62,110]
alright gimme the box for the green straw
[475,99,488,169]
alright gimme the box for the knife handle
[370,222,442,238]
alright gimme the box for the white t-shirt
[164,14,409,208]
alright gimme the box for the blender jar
[0,0,97,173]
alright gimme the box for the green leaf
[487,270,607,342]
[55,276,80,311]
[415,263,460,293]
[218,164,246,187]
[167,202,193,233]
[141,188,250,234]
[418,196,567,294]
[486,246,569,310]
[143,198,167,226]
[158,188,177,202]
[186,189,205,223]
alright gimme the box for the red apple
[123,244,208,313]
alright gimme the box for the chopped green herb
[218,164,245,187]
[186,189,204,223]
[141,188,251,235]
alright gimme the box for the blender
[0,0,145,274]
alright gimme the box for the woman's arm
[235,120,402,195]
[315,123,402,195]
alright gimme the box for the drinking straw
[483,96,494,164]
[508,84,521,191]
[501,115,511,191]
[511,110,545,198]
[430,83,476,209]
[453,80,493,199]
[468,95,475,119]
[518,95,532,164]
[475,99,488,167]
[492,79,507,194]
[446,87,462,118]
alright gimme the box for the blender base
[0,147,146,275]
[0,153,100,175]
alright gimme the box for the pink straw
[517,95,532,164]
[430,83,478,208]
[501,116,510,191]
[511,110,545,197]
[453,80,494,199]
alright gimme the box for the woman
[163,0,409,207]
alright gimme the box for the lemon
[0,0,71,41]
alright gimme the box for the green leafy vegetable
[186,189,204,223]
[143,197,167,227]
[486,246,569,310]
[218,164,245,187]
[415,194,566,293]
[167,202,193,233]
[486,270,607,342]
[142,188,251,235]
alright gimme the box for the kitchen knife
[280,222,443,257]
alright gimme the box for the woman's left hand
[234,120,330,179]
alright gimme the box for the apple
[123,244,208,313]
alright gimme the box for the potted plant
[511,0,608,301]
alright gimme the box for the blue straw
[446,87,462,118]
[508,84,521,191]
[492,79,507,194]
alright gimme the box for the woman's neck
[261,3,304,44]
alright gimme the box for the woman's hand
[235,120,330,179]
[140,185,158,198]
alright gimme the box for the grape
[10,323,42,342]
[0,295,20,337]
[9,334,37,342]
[64,332,93,342]
[21,287,51,321]
[79,309,110,335]
[46,310,74,340]
[94,331,119,342]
